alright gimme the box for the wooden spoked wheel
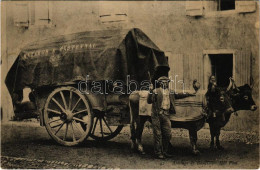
[43,87,93,146]
[89,112,124,141]
[87,112,124,141]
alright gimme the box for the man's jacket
[147,88,176,115]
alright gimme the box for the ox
[208,84,257,150]
[129,87,232,155]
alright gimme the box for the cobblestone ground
[1,156,108,169]
[1,120,259,169]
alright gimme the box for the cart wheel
[43,87,93,146]
[89,112,123,141]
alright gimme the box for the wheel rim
[43,87,93,146]
[89,112,124,141]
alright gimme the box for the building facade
[1,1,259,132]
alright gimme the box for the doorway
[208,54,233,88]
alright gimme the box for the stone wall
[1,1,259,132]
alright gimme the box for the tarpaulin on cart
[5,28,169,95]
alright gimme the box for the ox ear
[244,84,252,90]
[250,83,254,89]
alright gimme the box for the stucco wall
[2,1,259,132]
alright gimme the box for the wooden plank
[186,1,203,17]
[235,50,251,86]
[236,1,256,13]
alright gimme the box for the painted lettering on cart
[23,43,97,58]
[60,43,96,51]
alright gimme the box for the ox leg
[135,116,147,155]
[130,104,138,150]
[216,127,224,150]
[189,129,200,155]
[209,123,215,150]
[130,121,137,150]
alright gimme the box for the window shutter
[13,3,29,27]
[35,1,52,25]
[98,2,128,24]
[99,14,127,23]
[203,54,212,90]
[168,53,184,91]
[30,2,35,25]
[236,1,256,13]
[186,1,203,16]
[235,50,251,86]
[183,53,203,90]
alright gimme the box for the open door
[203,52,234,89]
[209,54,233,88]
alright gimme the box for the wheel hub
[60,113,67,121]
[66,110,74,121]
[60,110,73,122]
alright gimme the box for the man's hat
[158,76,170,82]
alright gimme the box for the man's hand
[149,83,154,90]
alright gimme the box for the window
[193,0,256,16]
[13,3,29,28]
[13,2,52,28]
[218,0,235,11]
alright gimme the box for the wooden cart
[5,28,169,146]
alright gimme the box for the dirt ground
[1,120,259,169]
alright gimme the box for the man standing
[206,75,218,118]
[147,76,175,159]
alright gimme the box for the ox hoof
[210,146,215,151]
[138,150,146,155]
[216,145,225,151]
[137,147,146,155]
[209,143,215,151]
[130,142,136,150]
[192,149,200,156]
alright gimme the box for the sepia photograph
[1,0,259,169]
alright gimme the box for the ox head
[229,84,257,111]
[217,88,234,113]
[209,87,234,114]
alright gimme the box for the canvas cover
[138,90,204,121]
[5,28,169,95]
[171,94,204,121]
